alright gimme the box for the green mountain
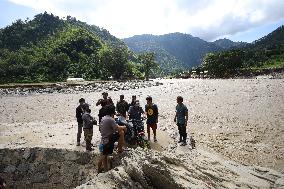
[202,25,284,78]
[123,33,245,72]
[252,25,284,48]
[0,12,137,83]
[212,38,248,49]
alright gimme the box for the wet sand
[0,78,283,171]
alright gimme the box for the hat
[102,92,108,95]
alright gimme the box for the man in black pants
[76,98,85,146]
[174,96,188,146]
[97,105,126,173]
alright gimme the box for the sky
[0,0,284,42]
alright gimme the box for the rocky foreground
[1,145,283,189]
[77,146,284,189]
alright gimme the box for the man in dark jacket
[116,95,129,118]
[76,98,85,146]
[97,92,114,123]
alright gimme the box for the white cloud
[8,0,284,40]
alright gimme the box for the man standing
[129,95,136,108]
[145,96,158,142]
[97,92,114,123]
[98,105,127,173]
[76,98,85,146]
[128,100,144,120]
[174,96,188,146]
[82,104,97,151]
[116,95,129,118]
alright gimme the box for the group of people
[76,92,189,173]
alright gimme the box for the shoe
[76,142,80,146]
[180,142,187,146]
[178,140,182,143]
[154,138,157,142]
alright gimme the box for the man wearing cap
[116,95,129,118]
[145,96,159,142]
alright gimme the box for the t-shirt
[99,115,118,144]
[128,106,144,120]
[82,112,95,129]
[176,103,188,124]
[116,100,129,116]
[97,98,114,107]
[145,104,158,125]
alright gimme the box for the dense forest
[0,12,157,83]
[201,26,284,78]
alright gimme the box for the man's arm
[185,111,188,126]
[76,107,81,119]
[155,105,159,123]
[96,99,102,106]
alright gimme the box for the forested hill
[0,12,139,83]
[252,25,284,48]
[123,33,245,71]
[212,38,247,49]
[0,13,125,51]
[202,25,284,78]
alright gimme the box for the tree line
[0,12,158,83]
[201,26,284,78]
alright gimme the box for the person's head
[177,96,183,104]
[82,103,90,112]
[146,96,152,105]
[86,108,91,113]
[104,105,116,117]
[134,100,140,107]
[132,95,136,102]
[120,95,124,101]
[102,92,108,99]
[79,98,85,105]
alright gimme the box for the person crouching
[98,105,127,173]
[82,104,97,151]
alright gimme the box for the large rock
[77,147,284,189]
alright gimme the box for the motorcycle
[115,116,150,149]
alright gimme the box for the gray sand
[0,78,283,171]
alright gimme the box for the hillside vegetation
[0,12,156,83]
[202,26,284,78]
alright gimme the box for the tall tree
[138,52,158,81]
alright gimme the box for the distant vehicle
[66,78,85,84]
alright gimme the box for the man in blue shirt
[174,96,188,146]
